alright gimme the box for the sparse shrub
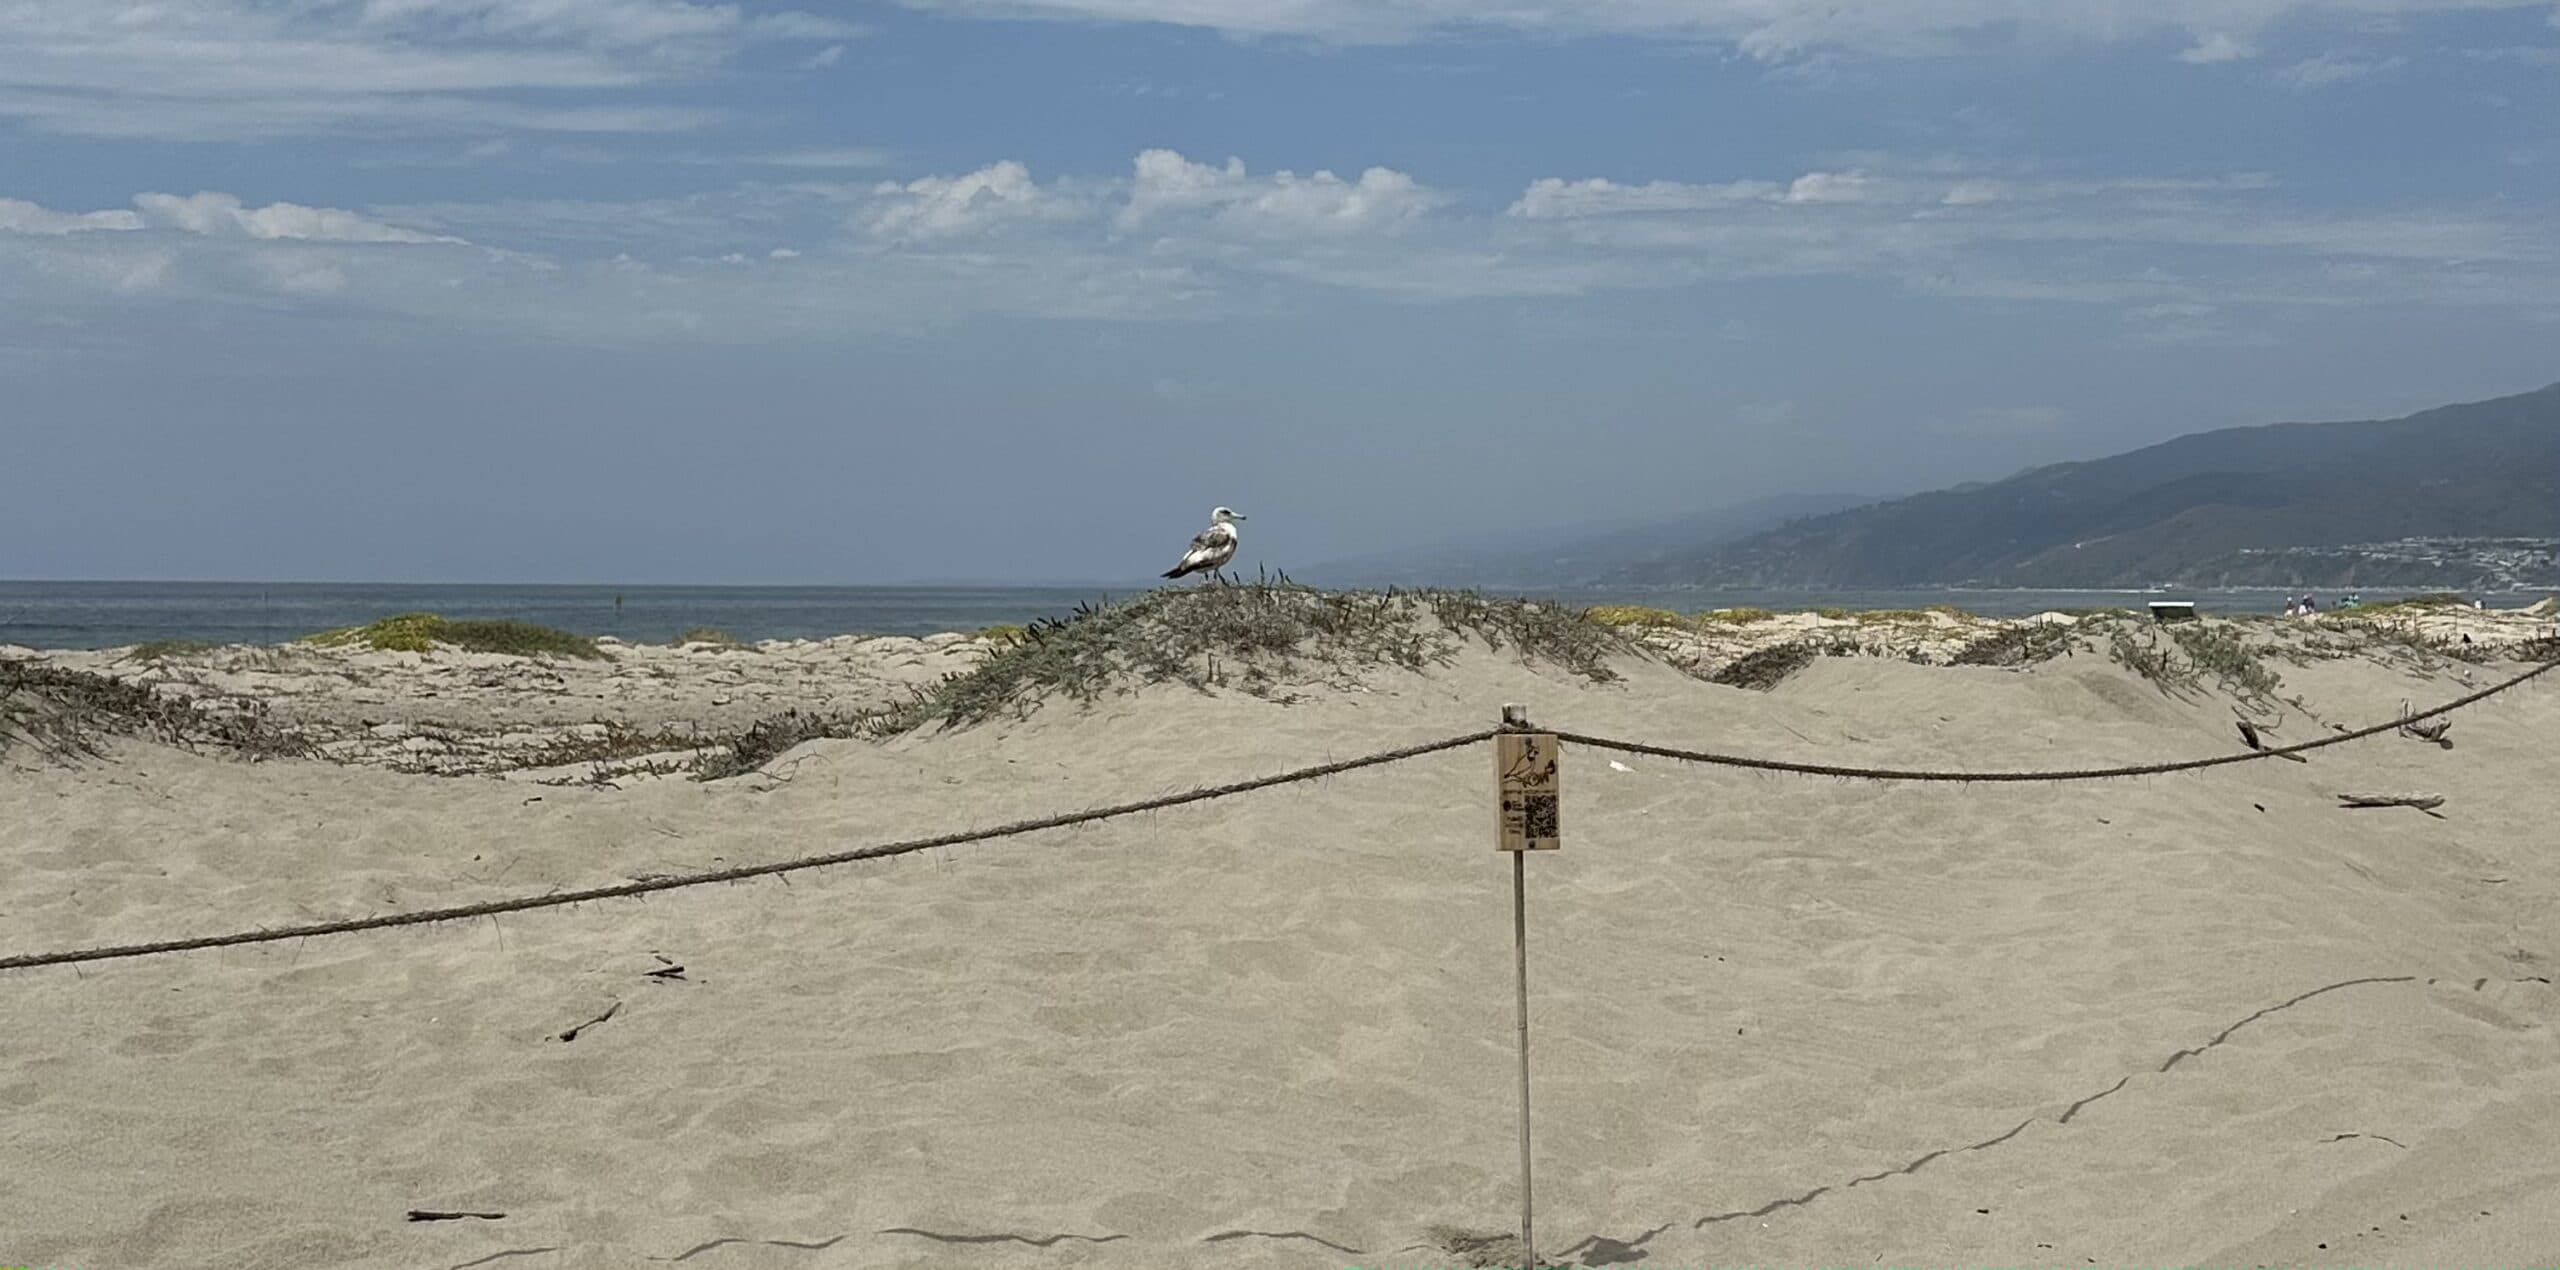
[1951,622,2077,667]
[972,624,1029,645]
[1,660,311,765]
[518,720,706,769]
[1711,640,1820,690]
[1585,605,1690,629]
[2103,620,2283,706]
[2106,625,2190,692]
[2168,622,2283,705]
[692,707,884,780]
[1812,607,1853,620]
[1696,607,1774,625]
[124,639,216,662]
[303,613,603,660]
[866,581,1636,734]
[2343,592,2469,618]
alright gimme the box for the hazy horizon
[7,1,2558,585]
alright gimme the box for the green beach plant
[854,581,1636,736]
[123,639,218,662]
[1949,622,2078,667]
[302,613,604,660]
[1696,607,1775,625]
[1584,605,1691,630]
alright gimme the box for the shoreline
[9,580,2551,652]
[8,595,2554,779]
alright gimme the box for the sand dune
[4,612,2557,1269]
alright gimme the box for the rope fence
[3,650,2553,974]
[0,728,1499,973]
[1547,651,2560,782]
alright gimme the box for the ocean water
[0,580,2320,651]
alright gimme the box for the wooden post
[1512,840,1535,1270]
[1496,702,1548,1270]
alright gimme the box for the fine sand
[4,610,2558,1268]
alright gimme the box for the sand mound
[5,626,2559,1268]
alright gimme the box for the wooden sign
[1496,733,1562,851]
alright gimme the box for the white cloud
[1783,171,1874,203]
[131,193,461,244]
[862,161,1084,241]
[1124,150,1251,221]
[2276,51,2407,86]
[1228,167,1441,234]
[0,199,144,235]
[1122,149,1444,234]
[1508,170,2269,219]
[0,0,857,140]
[2178,32,2255,62]
[1508,176,1783,219]
[2462,43,2560,64]
[2,192,459,245]
[8,150,2559,350]
[890,0,2547,57]
[804,42,848,67]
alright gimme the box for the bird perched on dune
[1162,507,1246,582]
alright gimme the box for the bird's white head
[1211,507,1246,524]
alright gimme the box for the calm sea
[0,580,2313,651]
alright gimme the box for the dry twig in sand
[2336,792,2446,812]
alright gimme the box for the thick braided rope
[0,728,1499,973]
[1536,653,2560,782]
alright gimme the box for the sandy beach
[4,595,2557,1269]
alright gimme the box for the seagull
[1162,507,1246,582]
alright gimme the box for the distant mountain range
[1302,491,1874,589]
[1666,382,2560,589]
[1311,383,2560,591]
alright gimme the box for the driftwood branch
[2397,701,2453,748]
[2336,793,2445,812]
[556,1000,621,1042]
[2236,720,2309,763]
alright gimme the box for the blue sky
[4,0,2558,583]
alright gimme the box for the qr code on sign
[1521,792,1559,839]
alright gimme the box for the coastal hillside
[1632,382,2560,589]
